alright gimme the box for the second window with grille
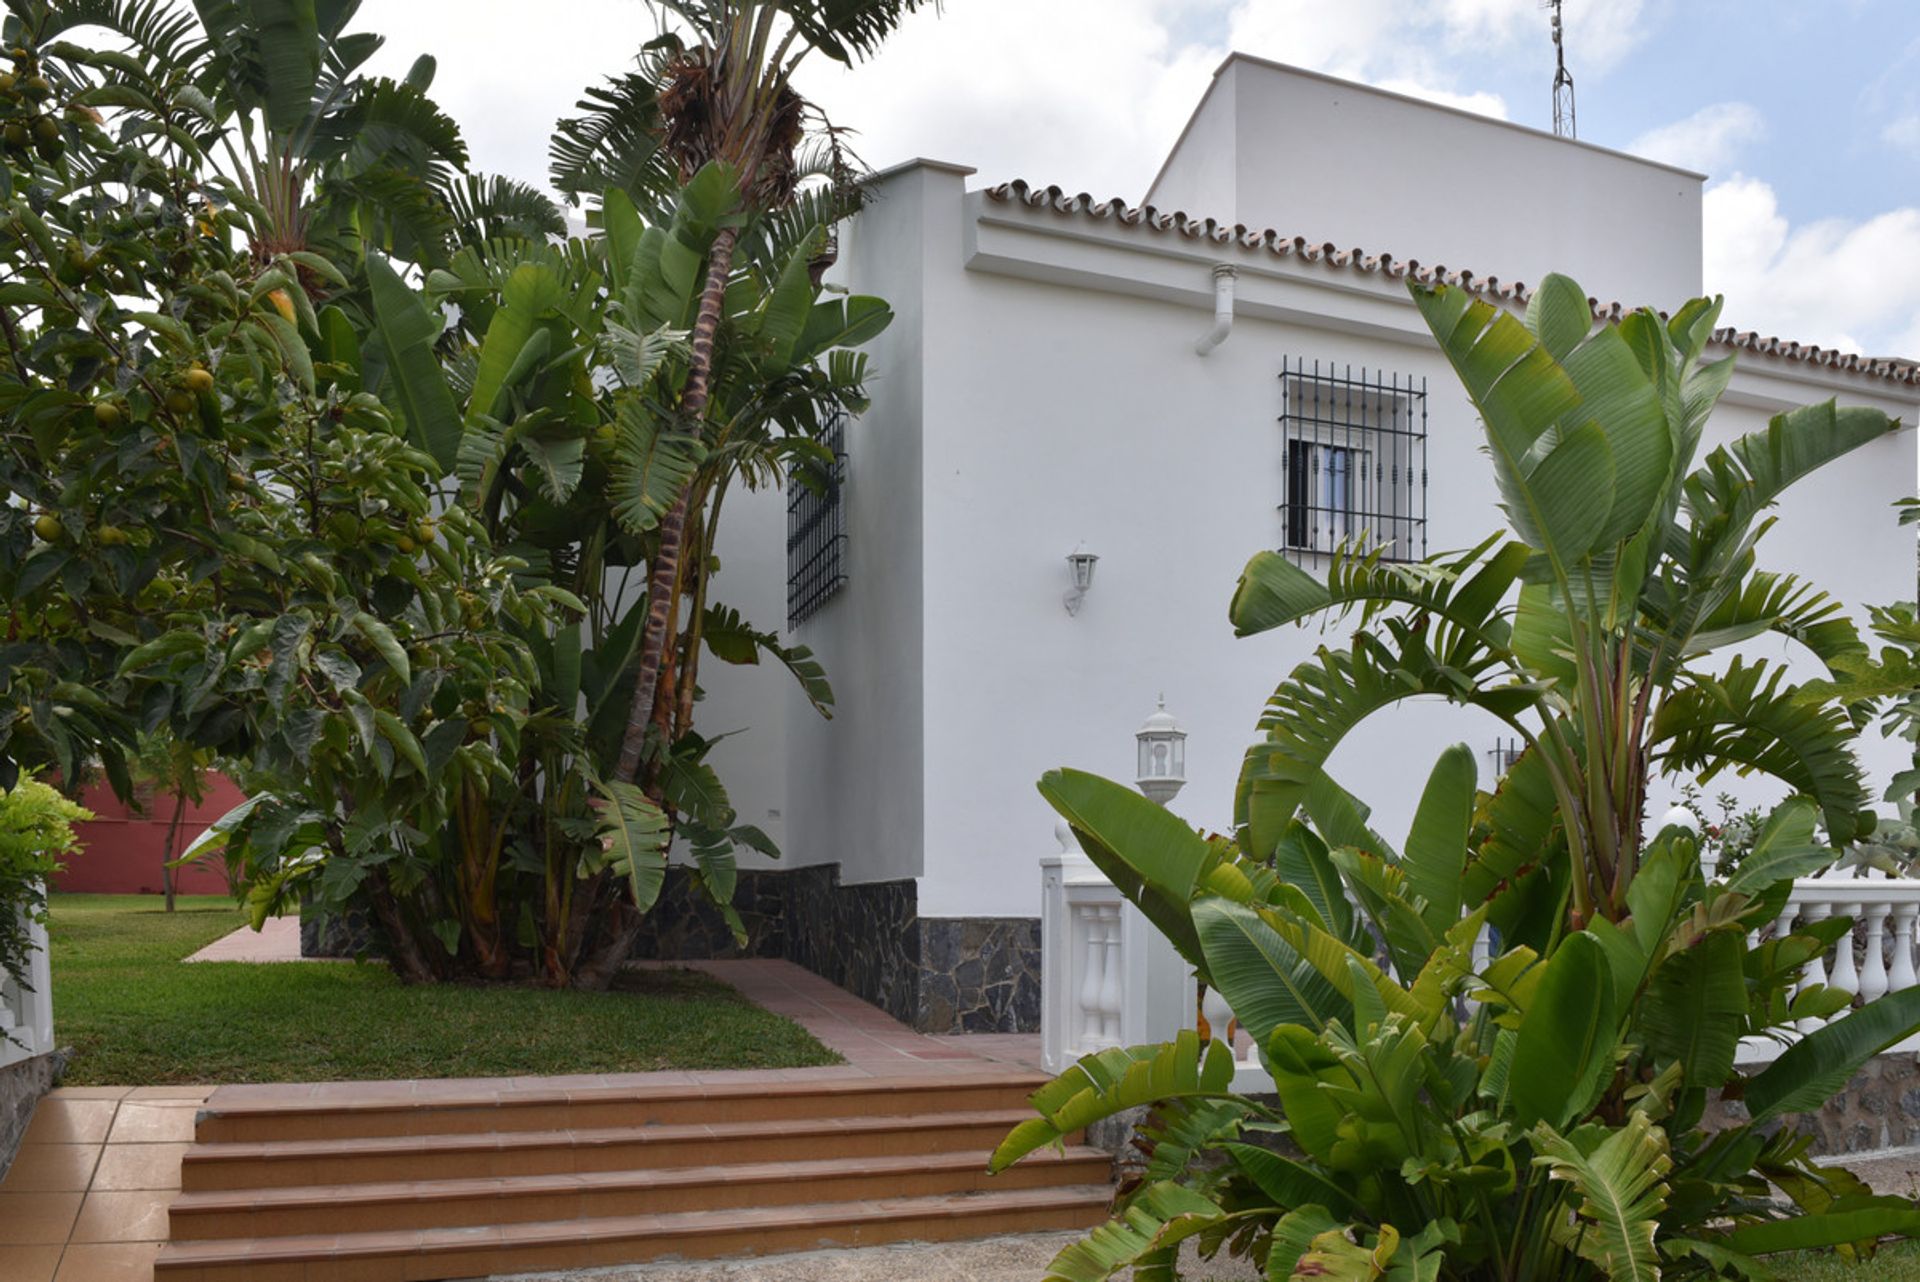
[1279,358,1427,561]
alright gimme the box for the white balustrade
[0,903,54,1070]
[1043,825,1920,1082]
[1040,824,1195,1074]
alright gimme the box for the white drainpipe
[1194,264,1238,356]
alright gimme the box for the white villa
[655,54,1920,1036]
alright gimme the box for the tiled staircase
[153,1073,1111,1281]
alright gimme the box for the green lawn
[47,894,840,1084]
[1788,1243,1920,1279]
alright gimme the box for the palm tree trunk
[612,224,741,790]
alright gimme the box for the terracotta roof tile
[983,180,1917,388]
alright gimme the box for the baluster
[1772,905,1801,1031]
[1098,905,1124,1047]
[1890,903,1919,994]
[1829,896,1863,1009]
[1861,898,1891,1003]
[1797,904,1833,1033]
[1201,986,1240,1062]
[1077,906,1107,1052]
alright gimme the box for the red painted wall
[56,774,247,896]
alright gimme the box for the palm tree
[567,0,936,795]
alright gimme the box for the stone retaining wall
[300,863,1044,1035]
[627,863,1041,1034]
[0,1048,67,1181]
[1707,1051,1920,1155]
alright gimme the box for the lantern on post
[1135,696,1187,805]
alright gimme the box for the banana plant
[998,276,1920,1281]
[1008,768,1920,1280]
[1231,274,1893,928]
[360,174,888,986]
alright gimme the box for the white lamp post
[1658,803,1714,880]
[1136,697,1187,805]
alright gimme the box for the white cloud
[1628,102,1765,176]
[1705,175,1920,359]
[1883,113,1920,161]
[358,0,654,202]
[344,1,1915,364]
[351,0,1659,208]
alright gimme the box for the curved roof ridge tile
[971,180,1915,385]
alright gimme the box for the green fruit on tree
[2,123,26,150]
[164,390,193,416]
[32,513,61,541]
[93,401,120,429]
[31,116,56,143]
[97,525,128,546]
[22,75,49,100]
[183,366,214,395]
[0,72,15,94]
[33,134,62,161]
[415,517,437,543]
[396,535,417,554]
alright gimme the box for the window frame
[1278,359,1428,562]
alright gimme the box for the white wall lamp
[1136,696,1187,805]
[1064,545,1099,616]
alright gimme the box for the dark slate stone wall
[1706,1051,1920,1155]
[920,917,1041,1034]
[299,902,385,959]
[628,862,1041,1034]
[0,1049,68,1182]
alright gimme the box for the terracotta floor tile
[0,1243,61,1282]
[0,1191,84,1243]
[45,1087,131,1101]
[123,1087,213,1101]
[0,1144,101,1193]
[52,1240,162,1281]
[22,1101,119,1146]
[89,1143,188,1192]
[104,1105,197,1145]
[71,1188,175,1242]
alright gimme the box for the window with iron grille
[1279,358,1427,561]
[786,410,848,629]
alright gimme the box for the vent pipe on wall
[1194,263,1237,356]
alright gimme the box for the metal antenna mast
[1548,0,1576,138]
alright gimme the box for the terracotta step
[180,1107,1039,1191]
[168,1145,1111,1239]
[192,1072,1047,1142]
[153,1185,1115,1281]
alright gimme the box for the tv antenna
[1547,0,1576,138]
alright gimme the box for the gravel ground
[492,1149,1920,1282]
[494,1232,1265,1282]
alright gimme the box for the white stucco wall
[909,167,1909,922]
[1147,57,1704,310]
[701,132,1913,925]
[768,163,964,885]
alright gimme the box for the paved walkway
[181,914,312,963]
[0,1085,210,1281]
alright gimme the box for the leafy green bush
[997,275,1920,1281]
[0,774,89,1024]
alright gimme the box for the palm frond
[446,173,565,249]
[549,68,674,210]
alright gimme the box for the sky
[357,0,1920,359]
